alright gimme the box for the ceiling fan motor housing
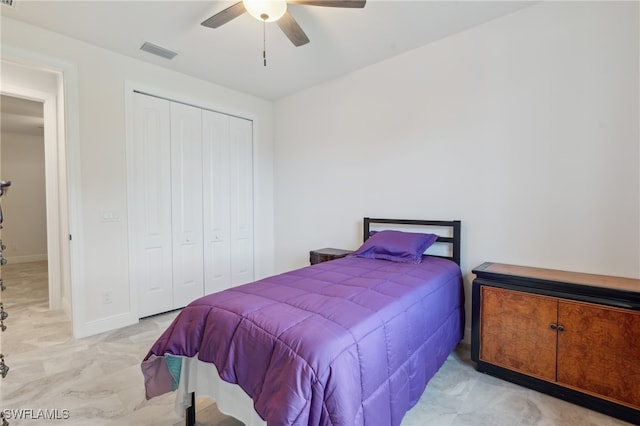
[244,0,287,22]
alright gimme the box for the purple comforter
[142,255,464,425]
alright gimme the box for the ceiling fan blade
[277,11,310,47]
[201,2,247,29]
[288,0,366,8]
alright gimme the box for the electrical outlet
[102,291,113,304]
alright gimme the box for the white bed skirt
[175,356,267,426]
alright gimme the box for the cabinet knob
[550,323,557,330]
[557,325,565,332]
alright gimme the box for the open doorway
[0,95,48,262]
[0,94,49,308]
[0,59,71,321]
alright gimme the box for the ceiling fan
[201,0,366,47]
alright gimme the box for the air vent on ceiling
[140,42,178,60]
[1,0,15,8]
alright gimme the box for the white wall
[0,131,48,262]
[1,17,275,337]
[273,1,639,336]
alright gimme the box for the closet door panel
[202,110,232,294]
[132,94,173,317]
[170,102,204,308]
[131,94,255,317]
[229,117,254,286]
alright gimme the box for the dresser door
[479,286,558,382]
[557,300,640,410]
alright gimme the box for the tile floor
[0,261,632,425]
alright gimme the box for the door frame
[1,83,62,310]
[1,47,84,337]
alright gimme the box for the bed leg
[186,392,196,426]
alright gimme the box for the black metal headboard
[363,217,462,266]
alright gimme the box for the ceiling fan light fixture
[243,0,287,22]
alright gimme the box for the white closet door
[229,117,254,286]
[202,110,232,294]
[132,93,173,317]
[170,102,204,308]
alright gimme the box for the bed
[142,218,464,426]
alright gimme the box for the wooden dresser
[471,262,640,424]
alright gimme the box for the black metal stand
[0,179,11,425]
[185,392,196,426]
[0,181,11,229]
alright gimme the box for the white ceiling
[1,0,535,101]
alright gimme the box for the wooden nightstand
[309,248,352,265]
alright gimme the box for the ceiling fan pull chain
[262,18,267,66]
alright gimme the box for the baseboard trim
[75,312,139,338]
[61,296,72,319]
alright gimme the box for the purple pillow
[350,230,438,264]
